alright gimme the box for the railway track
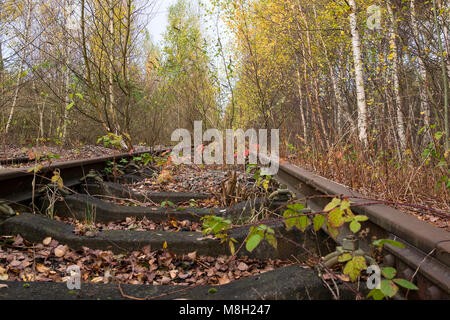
[275,162,450,300]
[0,149,448,300]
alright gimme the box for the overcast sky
[147,0,204,45]
[146,0,177,45]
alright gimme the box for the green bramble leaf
[350,220,361,233]
[381,280,398,298]
[381,267,396,280]
[324,198,341,212]
[338,253,353,263]
[373,239,405,248]
[246,234,262,252]
[343,256,367,282]
[367,289,386,300]
[354,215,368,222]
[327,221,340,239]
[393,279,418,290]
[340,200,351,211]
[313,214,326,231]
[328,208,345,228]
[266,234,277,249]
[229,241,235,255]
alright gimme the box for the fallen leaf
[36,263,49,273]
[42,237,52,245]
[9,260,21,268]
[237,262,249,271]
[169,270,178,279]
[218,275,231,285]
[54,245,67,258]
[160,276,171,284]
[187,251,197,261]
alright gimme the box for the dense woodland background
[0,0,449,207]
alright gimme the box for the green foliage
[367,240,418,300]
[201,216,237,255]
[133,153,153,166]
[343,256,367,282]
[97,133,124,150]
[246,224,277,253]
[161,201,175,208]
[321,198,368,239]
[283,203,310,232]
[247,165,272,192]
[372,239,405,248]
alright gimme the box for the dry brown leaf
[54,245,67,258]
[237,262,249,271]
[218,275,231,285]
[160,276,171,284]
[36,263,49,273]
[42,237,52,245]
[9,260,21,268]
[187,251,197,261]
[169,270,178,279]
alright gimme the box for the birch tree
[387,1,407,151]
[4,0,33,136]
[348,0,368,146]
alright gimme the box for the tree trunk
[62,0,71,145]
[433,0,449,150]
[348,0,368,146]
[411,0,432,143]
[387,2,407,152]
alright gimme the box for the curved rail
[275,161,449,300]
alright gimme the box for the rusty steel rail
[275,161,450,300]
[0,148,166,204]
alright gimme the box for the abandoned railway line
[0,149,448,300]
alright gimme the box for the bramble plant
[246,164,272,192]
[133,153,153,166]
[97,133,124,150]
[201,194,419,300]
[367,240,419,300]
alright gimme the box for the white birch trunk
[296,66,308,145]
[62,0,71,143]
[108,0,120,134]
[388,2,407,151]
[348,0,368,146]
